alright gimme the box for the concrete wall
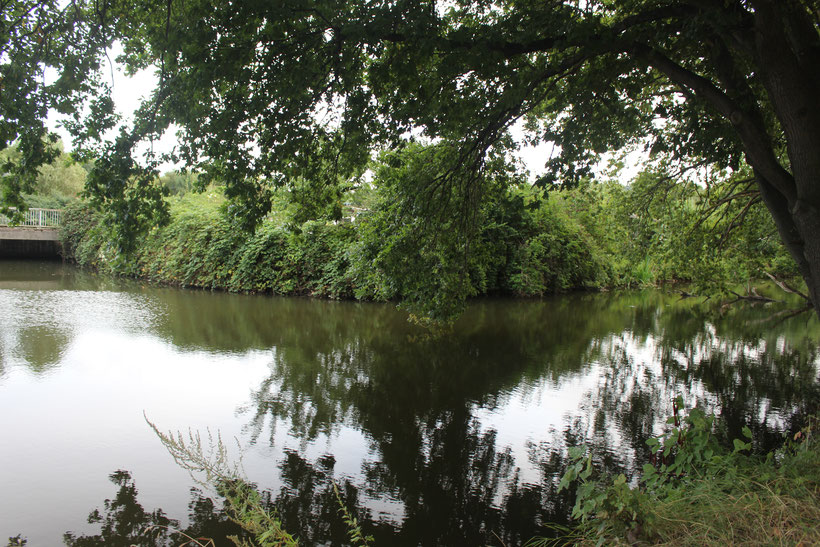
[0,227,60,241]
[0,228,62,258]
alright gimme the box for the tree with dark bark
[2,0,818,316]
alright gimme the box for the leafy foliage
[347,142,500,322]
[616,167,799,294]
[0,140,87,211]
[62,144,637,321]
[0,0,112,213]
[3,0,820,316]
[159,170,199,196]
[59,138,800,322]
[556,404,820,545]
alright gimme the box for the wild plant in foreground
[146,416,298,546]
[549,401,820,546]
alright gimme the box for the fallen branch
[678,290,698,300]
[764,272,812,304]
[727,289,779,303]
[720,288,780,312]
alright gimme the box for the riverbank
[58,179,799,323]
[58,190,614,311]
[555,411,820,546]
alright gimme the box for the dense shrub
[501,200,608,296]
[62,192,359,300]
[60,153,799,320]
[60,201,120,269]
[555,406,820,546]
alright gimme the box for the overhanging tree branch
[630,42,797,205]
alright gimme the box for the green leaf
[733,438,751,453]
[568,446,586,460]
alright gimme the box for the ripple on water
[0,289,160,334]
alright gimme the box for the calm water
[1,260,818,545]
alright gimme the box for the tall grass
[645,470,820,545]
[146,416,380,547]
[631,256,655,287]
[146,418,298,547]
[548,411,820,546]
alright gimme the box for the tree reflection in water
[61,289,818,546]
[231,293,818,544]
[62,470,245,546]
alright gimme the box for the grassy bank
[59,152,800,322]
[59,187,614,312]
[549,407,820,546]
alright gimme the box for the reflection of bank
[0,281,64,290]
[0,310,71,375]
[0,259,75,289]
[63,469,245,546]
[0,281,160,376]
[13,326,70,373]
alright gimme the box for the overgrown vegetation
[545,403,820,546]
[59,143,799,323]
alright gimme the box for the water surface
[1,260,818,545]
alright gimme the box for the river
[1,260,818,545]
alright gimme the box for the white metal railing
[0,208,62,227]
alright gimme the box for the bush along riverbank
[59,185,616,321]
[547,402,820,546]
[59,144,800,322]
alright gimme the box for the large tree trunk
[750,0,820,317]
[790,204,820,314]
[755,171,820,311]
[631,2,819,317]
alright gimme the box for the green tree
[35,160,86,199]
[5,0,820,316]
[0,140,87,207]
[0,0,113,214]
[349,142,499,322]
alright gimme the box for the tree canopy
[0,0,110,209]
[2,0,819,314]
